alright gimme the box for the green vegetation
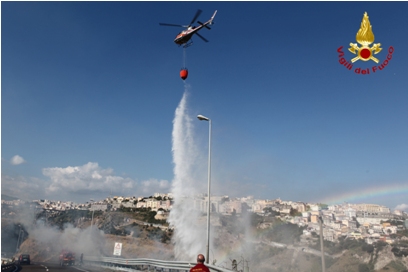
[147,226,171,243]
[219,212,264,236]
[381,219,404,226]
[384,260,408,271]
[290,208,302,217]
[245,211,264,228]
[261,220,305,244]
[114,207,167,225]
[362,243,374,254]
[46,209,101,230]
[358,263,371,272]
[391,247,408,257]
[310,236,377,256]
[117,206,135,212]
[108,227,129,236]
[397,229,408,237]
[136,208,167,225]
[263,207,281,216]
[317,203,328,210]
[124,222,172,244]
[376,240,388,252]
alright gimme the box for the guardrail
[1,260,16,272]
[85,256,234,272]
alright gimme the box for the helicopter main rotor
[159,9,203,28]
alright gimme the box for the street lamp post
[15,226,22,253]
[319,216,326,272]
[197,114,212,264]
[90,199,95,229]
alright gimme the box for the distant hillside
[5,205,408,271]
[1,194,19,201]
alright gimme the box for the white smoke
[28,222,106,258]
[168,89,207,261]
[8,203,110,263]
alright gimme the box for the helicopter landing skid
[182,41,193,48]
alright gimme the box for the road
[18,263,111,272]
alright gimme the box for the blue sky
[2,2,408,210]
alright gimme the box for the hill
[1,194,19,201]
[3,205,408,271]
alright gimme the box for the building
[220,200,242,214]
[354,204,390,213]
[90,204,108,211]
[194,198,220,213]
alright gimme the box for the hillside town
[2,193,408,247]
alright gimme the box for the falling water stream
[168,88,207,261]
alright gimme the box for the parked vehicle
[59,250,75,266]
[18,254,30,265]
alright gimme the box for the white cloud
[10,155,25,165]
[1,174,46,200]
[141,179,170,195]
[2,162,171,202]
[395,203,408,211]
[42,162,135,195]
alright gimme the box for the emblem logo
[337,12,394,74]
[348,12,382,63]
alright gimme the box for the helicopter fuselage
[174,27,199,45]
[173,10,217,46]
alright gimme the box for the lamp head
[197,114,210,121]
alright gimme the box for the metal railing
[85,256,234,272]
[1,259,17,272]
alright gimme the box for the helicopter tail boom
[209,10,217,25]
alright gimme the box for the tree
[376,240,388,251]
[318,203,328,210]
[290,208,301,217]
[263,207,282,216]
[362,243,374,253]
[358,264,370,272]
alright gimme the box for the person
[190,254,210,272]
[80,253,83,265]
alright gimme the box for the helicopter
[160,9,217,48]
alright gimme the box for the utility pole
[319,216,326,272]
[244,259,249,272]
[15,226,22,253]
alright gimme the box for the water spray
[168,88,207,260]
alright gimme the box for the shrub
[362,244,374,253]
[358,264,370,272]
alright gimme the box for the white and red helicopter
[160,9,217,48]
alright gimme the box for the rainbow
[318,183,408,206]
